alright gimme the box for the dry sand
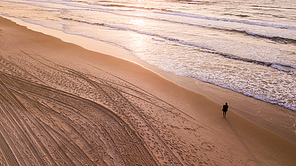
[0,16,296,165]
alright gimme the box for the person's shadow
[225,118,261,166]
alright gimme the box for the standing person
[222,102,228,117]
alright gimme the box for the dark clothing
[223,111,227,117]
[222,105,228,112]
[222,104,228,117]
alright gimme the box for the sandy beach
[0,16,296,165]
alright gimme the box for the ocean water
[1,0,296,111]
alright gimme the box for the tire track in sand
[21,50,185,165]
[0,71,158,165]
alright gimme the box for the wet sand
[0,16,296,165]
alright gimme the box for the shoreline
[1,16,296,165]
[5,16,296,144]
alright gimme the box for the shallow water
[1,0,296,111]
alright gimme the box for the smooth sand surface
[1,16,296,165]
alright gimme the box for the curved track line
[0,115,20,166]
[1,71,158,165]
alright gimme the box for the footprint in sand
[200,142,215,151]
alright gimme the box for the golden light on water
[130,18,145,27]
